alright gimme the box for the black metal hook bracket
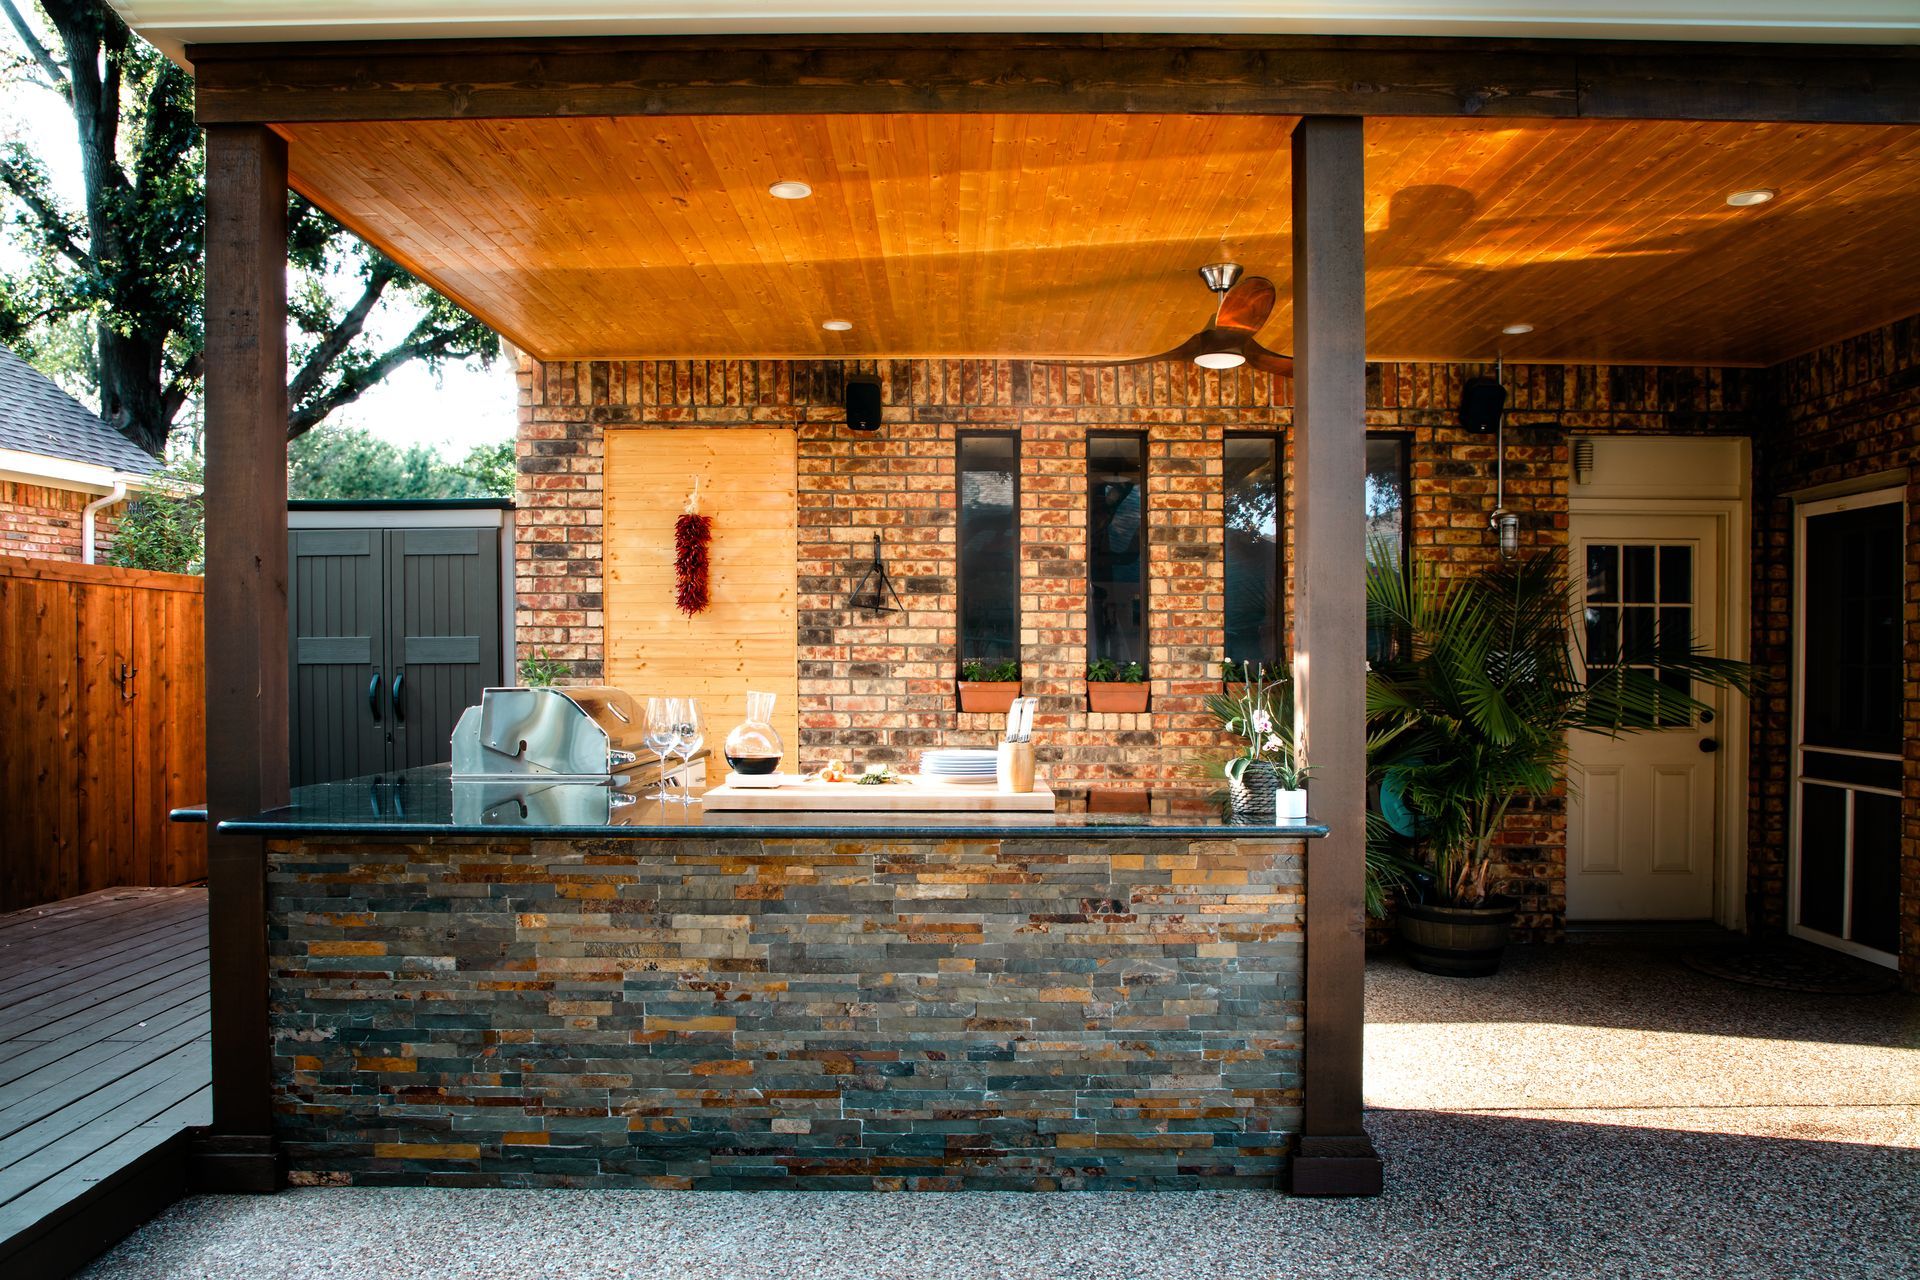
[845,532,905,614]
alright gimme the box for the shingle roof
[0,345,158,475]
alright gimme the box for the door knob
[1699,738,1719,753]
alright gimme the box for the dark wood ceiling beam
[184,34,1920,126]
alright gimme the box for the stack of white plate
[919,748,999,783]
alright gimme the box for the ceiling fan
[1049,264,1294,377]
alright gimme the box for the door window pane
[1797,783,1848,938]
[1851,792,1900,954]
[1088,433,1146,667]
[1586,545,1619,603]
[1803,502,1903,753]
[958,434,1019,664]
[1622,545,1656,603]
[1581,540,1695,724]
[1224,436,1281,667]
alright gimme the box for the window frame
[1222,430,1287,672]
[955,428,1022,666]
[1085,429,1150,669]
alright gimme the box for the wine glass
[643,697,680,801]
[670,698,705,804]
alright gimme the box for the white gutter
[82,481,129,565]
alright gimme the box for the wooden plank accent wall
[604,429,800,758]
[0,555,207,911]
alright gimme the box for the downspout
[82,481,128,565]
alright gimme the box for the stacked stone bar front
[267,833,1305,1189]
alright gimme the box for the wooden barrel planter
[1396,898,1518,977]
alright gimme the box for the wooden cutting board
[701,776,1055,812]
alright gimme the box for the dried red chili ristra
[674,511,712,616]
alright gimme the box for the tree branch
[285,257,401,410]
[0,155,93,270]
[159,350,201,426]
[0,0,69,100]
[288,320,484,440]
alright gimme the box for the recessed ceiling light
[768,180,813,200]
[1501,323,1535,336]
[1726,188,1776,208]
[1194,351,1247,371]
[821,319,853,332]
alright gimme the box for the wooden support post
[1288,115,1382,1196]
[198,123,289,1193]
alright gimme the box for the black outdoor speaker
[845,375,883,432]
[1460,376,1507,434]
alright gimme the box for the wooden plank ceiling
[278,114,1920,366]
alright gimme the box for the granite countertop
[219,764,1329,840]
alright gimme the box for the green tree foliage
[0,0,499,457]
[288,425,514,501]
[103,452,201,573]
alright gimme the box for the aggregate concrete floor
[87,942,1920,1280]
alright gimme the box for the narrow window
[1224,434,1283,669]
[1088,432,1147,667]
[1365,435,1411,664]
[957,432,1020,663]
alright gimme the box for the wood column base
[189,1132,281,1194]
[1288,1134,1384,1196]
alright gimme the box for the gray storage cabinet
[289,502,512,785]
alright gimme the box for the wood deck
[0,887,210,1278]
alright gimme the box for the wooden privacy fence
[0,555,206,911]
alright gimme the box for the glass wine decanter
[723,691,785,777]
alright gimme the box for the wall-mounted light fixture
[1463,363,1520,556]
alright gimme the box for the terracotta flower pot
[956,680,1021,714]
[1396,897,1518,978]
[1086,682,1150,714]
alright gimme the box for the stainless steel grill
[450,686,645,779]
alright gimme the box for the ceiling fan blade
[1244,343,1295,377]
[1215,276,1277,333]
[1040,330,1208,368]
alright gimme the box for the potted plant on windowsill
[1207,663,1309,820]
[1086,659,1149,713]
[1366,547,1755,978]
[957,659,1022,714]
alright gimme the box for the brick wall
[516,356,1756,941]
[520,359,1292,783]
[0,479,120,561]
[269,830,1307,1190]
[515,338,1920,976]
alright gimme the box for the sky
[0,28,517,460]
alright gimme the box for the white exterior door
[1566,513,1725,921]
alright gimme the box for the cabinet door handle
[368,670,382,723]
[391,669,406,724]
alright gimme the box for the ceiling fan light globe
[1194,350,1247,370]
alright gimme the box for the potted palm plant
[957,659,1021,713]
[1206,663,1309,820]
[1086,659,1149,713]
[1366,548,1754,977]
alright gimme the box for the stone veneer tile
[269,834,1308,1190]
